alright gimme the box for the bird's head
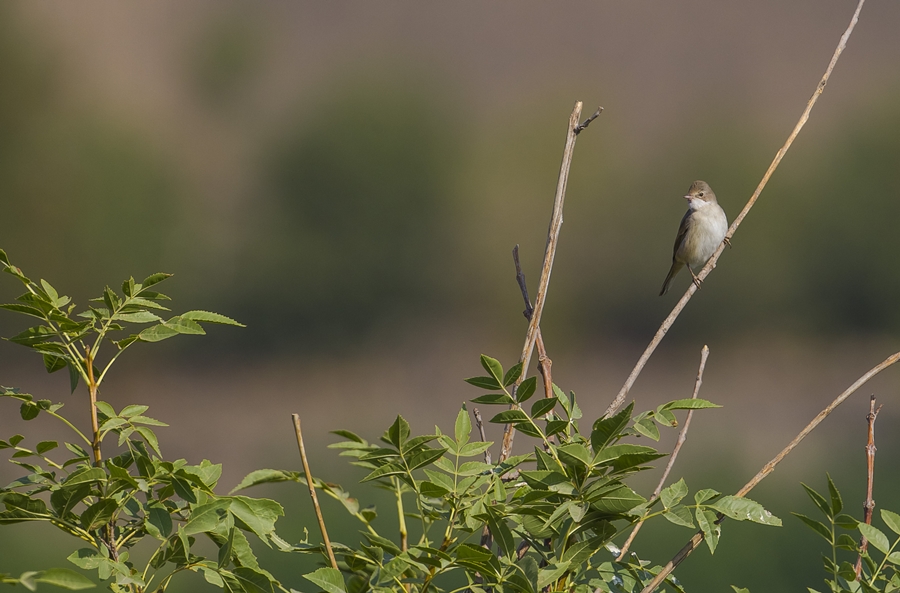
[684,180,717,209]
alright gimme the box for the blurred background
[1,1,900,590]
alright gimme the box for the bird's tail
[659,261,683,296]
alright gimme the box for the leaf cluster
[795,476,900,593]
[236,354,781,593]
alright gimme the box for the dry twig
[855,394,882,578]
[639,350,900,593]
[499,102,600,462]
[292,414,339,570]
[616,345,709,561]
[604,0,868,420]
[514,245,554,401]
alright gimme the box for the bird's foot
[688,267,703,289]
[724,236,732,248]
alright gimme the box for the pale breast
[676,206,728,268]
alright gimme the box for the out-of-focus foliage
[0,6,898,352]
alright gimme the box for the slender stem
[639,349,899,593]
[291,414,338,570]
[473,408,491,465]
[499,102,599,462]
[84,346,102,465]
[513,245,555,402]
[395,477,408,553]
[855,395,881,578]
[604,0,868,420]
[616,345,709,560]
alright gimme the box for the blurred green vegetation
[1,6,899,354]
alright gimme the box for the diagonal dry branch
[616,345,710,561]
[498,102,602,462]
[639,350,900,593]
[604,0,868,420]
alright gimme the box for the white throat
[687,198,712,211]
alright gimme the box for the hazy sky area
[1,2,900,591]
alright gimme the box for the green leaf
[386,416,411,449]
[633,417,660,441]
[137,324,179,343]
[0,303,46,319]
[230,567,274,593]
[486,509,515,557]
[503,363,523,386]
[694,488,720,505]
[67,548,105,570]
[303,568,346,593]
[530,397,557,418]
[184,500,231,535]
[36,441,58,454]
[660,398,721,410]
[112,311,161,323]
[218,526,236,569]
[591,403,633,452]
[490,410,529,424]
[43,354,67,374]
[882,509,900,535]
[515,376,537,403]
[406,447,446,471]
[860,523,890,554]
[228,496,284,539]
[141,273,172,288]
[80,498,118,531]
[801,483,833,519]
[135,427,162,456]
[230,469,299,494]
[537,562,570,590]
[655,408,678,427]
[826,474,843,515]
[792,513,832,542]
[164,316,205,335]
[455,406,472,445]
[710,496,781,526]
[697,508,721,554]
[459,441,493,457]
[557,443,591,468]
[465,376,502,390]
[480,355,504,386]
[146,502,172,539]
[660,478,688,509]
[588,484,646,514]
[663,505,695,528]
[730,587,750,593]
[181,310,245,327]
[29,568,96,590]
[8,325,57,346]
[471,393,514,405]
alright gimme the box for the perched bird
[659,180,729,296]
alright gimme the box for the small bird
[659,180,729,296]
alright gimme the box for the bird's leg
[723,236,732,248]
[687,265,702,289]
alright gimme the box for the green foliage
[1,252,786,592]
[0,251,294,593]
[794,476,900,593]
[237,354,780,593]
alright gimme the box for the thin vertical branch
[292,414,339,570]
[473,408,491,465]
[855,395,882,578]
[499,102,601,462]
[639,350,900,593]
[617,346,709,561]
[84,346,102,466]
[514,245,554,402]
[604,0,868,420]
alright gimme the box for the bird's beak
[683,194,692,200]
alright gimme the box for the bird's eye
[698,191,704,197]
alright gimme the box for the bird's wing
[672,210,693,258]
